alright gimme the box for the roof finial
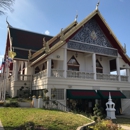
[45,41,49,54]
[124,43,126,54]
[96,0,100,10]
[28,49,32,59]
[6,16,12,27]
[60,28,64,41]
[74,14,78,22]
[43,37,46,47]
[74,10,78,22]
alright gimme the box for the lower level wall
[10,81,31,97]
[121,99,130,115]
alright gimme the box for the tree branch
[0,0,15,15]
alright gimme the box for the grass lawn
[113,117,130,127]
[0,108,92,130]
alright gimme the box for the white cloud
[45,30,50,35]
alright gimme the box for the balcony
[10,70,129,83]
[51,69,64,78]
[33,69,47,80]
[51,70,129,82]
[96,73,118,81]
[67,70,94,79]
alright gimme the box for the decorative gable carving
[71,18,113,48]
[68,18,118,56]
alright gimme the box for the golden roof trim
[30,21,77,60]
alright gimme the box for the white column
[24,62,28,75]
[20,61,23,75]
[13,60,19,81]
[126,68,130,82]
[92,53,96,80]
[47,58,51,77]
[63,48,67,78]
[116,57,120,81]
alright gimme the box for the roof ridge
[9,26,53,37]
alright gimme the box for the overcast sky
[0,0,130,66]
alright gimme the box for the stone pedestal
[32,95,37,108]
[38,96,42,108]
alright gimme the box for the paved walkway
[0,120,4,130]
[121,125,130,130]
[116,115,130,130]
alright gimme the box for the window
[68,56,79,71]
[32,89,44,98]
[51,60,54,69]
[18,65,21,74]
[96,60,103,73]
[51,89,64,100]
[35,66,40,74]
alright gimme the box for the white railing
[10,69,129,82]
[67,70,94,79]
[33,69,47,80]
[51,69,64,78]
[121,76,128,82]
[18,74,31,81]
[96,73,118,81]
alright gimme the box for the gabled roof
[30,9,130,66]
[7,27,53,60]
[30,20,78,61]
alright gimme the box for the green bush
[0,101,4,106]
[92,120,124,130]
[3,103,10,107]
[4,101,19,107]
[93,103,104,122]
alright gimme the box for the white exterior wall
[86,56,93,73]
[119,57,127,68]
[96,56,110,74]
[48,48,64,61]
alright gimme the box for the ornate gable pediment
[71,18,113,48]
[68,18,118,56]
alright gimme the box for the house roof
[29,9,130,66]
[7,27,53,60]
[30,20,78,61]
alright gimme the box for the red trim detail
[102,91,122,96]
[71,91,96,96]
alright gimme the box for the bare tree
[0,0,15,15]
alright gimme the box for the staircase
[32,97,71,112]
[43,100,71,112]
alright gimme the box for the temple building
[0,9,130,114]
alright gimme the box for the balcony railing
[67,70,94,79]
[121,76,128,82]
[33,69,47,80]
[18,74,31,81]
[96,73,118,81]
[51,69,64,77]
[11,69,129,83]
